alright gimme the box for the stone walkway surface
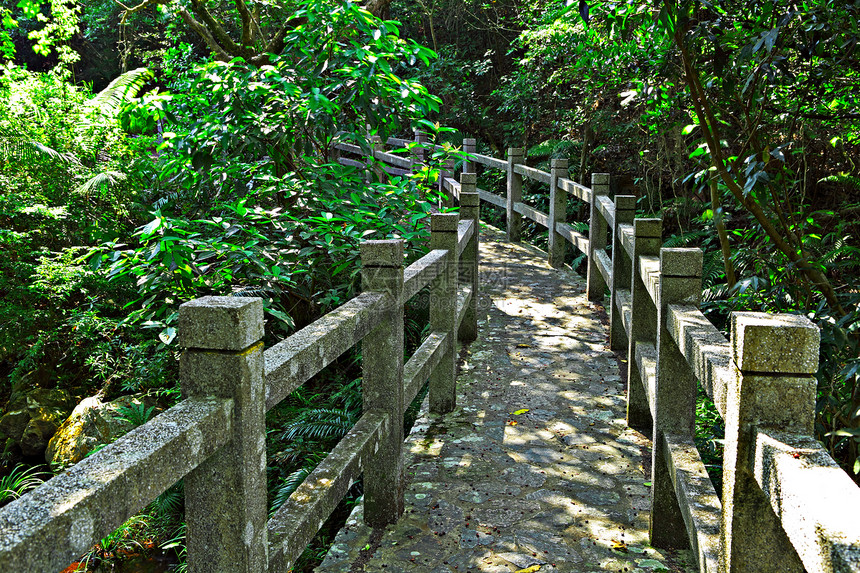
[317,226,695,573]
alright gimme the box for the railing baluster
[506,147,525,242]
[651,248,703,548]
[463,137,476,174]
[626,218,661,431]
[413,128,427,166]
[609,195,635,351]
[179,297,268,573]
[360,240,406,527]
[430,213,459,413]
[721,313,819,572]
[548,158,569,268]
[586,172,610,301]
[459,173,480,342]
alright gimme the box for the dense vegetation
[0,0,858,570]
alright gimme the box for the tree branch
[179,9,231,61]
[115,0,170,24]
[188,0,250,59]
[670,11,846,315]
[233,0,253,47]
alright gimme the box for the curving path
[317,225,695,573]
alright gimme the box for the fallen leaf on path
[511,408,529,415]
[514,566,541,573]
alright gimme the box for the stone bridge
[0,134,857,573]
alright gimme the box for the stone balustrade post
[459,173,480,342]
[366,134,383,184]
[548,158,569,268]
[609,195,636,351]
[506,147,525,242]
[441,157,456,208]
[626,218,661,431]
[360,240,406,527]
[179,297,268,573]
[463,138,476,174]
[430,213,459,413]
[586,172,610,301]
[650,248,703,548]
[721,313,819,572]
[413,129,428,169]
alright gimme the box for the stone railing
[0,180,481,572]
[456,142,860,572]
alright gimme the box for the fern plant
[115,402,157,428]
[279,407,358,442]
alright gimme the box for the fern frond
[703,283,730,302]
[663,229,709,248]
[528,139,561,159]
[330,378,362,410]
[280,407,356,441]
[0,137,79,165]
[819,174,860,191]
[84,67,153,118]
[74,171,127,196]
[150,484,183,518]
[270,465,315,516]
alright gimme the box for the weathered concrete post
[626,218,661,431]
[413,129,428,167]
[361,239,406,527]
[463,138,477,174]
[367,134,384,184]
[179,296,268,573]
[506,148,525,242]
[458,173,480,342]
[430,213,459,413]
[440,156,456,208]
[721,313,819,572]
[650,248,703,548]
[586,173,610,301]
[609,195,636,351]
[548,158,569,268]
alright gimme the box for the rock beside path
[0,388,75,458]
[46,395,144,468]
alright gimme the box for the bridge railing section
[0,191,481,572]
[455,141,860,572]
[619,235,860,573]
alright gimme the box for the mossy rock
[46,395,142,468]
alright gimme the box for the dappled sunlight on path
[317,225,695,573]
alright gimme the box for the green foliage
[91,3,446,346]
[267,376,362,517]
[0,463,48,506]
[76,514,152,571]
[116,402,157,427]
[695,387,724,493]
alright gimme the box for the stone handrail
[612,226,860,571]
[456,140,859,572]
[0,397,232,571]
[326,134,860,571]
[0,169,481,572]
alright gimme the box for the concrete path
[317,226,695,573]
